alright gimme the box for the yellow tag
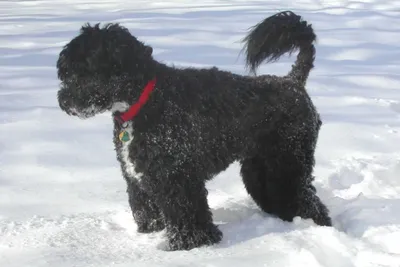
[119,131,130,142]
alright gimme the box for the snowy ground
[1,0,400,266]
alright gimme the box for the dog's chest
[112,102,144,182]
[117,122,144,181]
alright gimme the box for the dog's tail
[242,11,316,86]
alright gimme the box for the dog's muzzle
[57,89,77,116]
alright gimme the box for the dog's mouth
[57,82,113,119]
[69,109,78,116]
[58,94,106,119]
[65,105,109,119]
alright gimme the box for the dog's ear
[144,45,153,57]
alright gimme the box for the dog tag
[119,130,130,142]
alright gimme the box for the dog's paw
[137,218,165,233]
[167,223,223,251]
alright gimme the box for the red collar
[114,77,157,126]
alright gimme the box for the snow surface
[1,0,400,266]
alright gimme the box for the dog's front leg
[126,179,165,233]
[149,167,222,251]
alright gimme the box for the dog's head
[56,23,153,118]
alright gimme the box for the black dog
[56,11,332,251]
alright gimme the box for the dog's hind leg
[126,179,165,233]
[148,165,222,251]
[240,127,332,227]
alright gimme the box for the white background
[1,0,400,266]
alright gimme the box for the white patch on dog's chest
[113,102,144,182]
[119,123,144,182]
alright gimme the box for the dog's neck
[113,77,157,125]
[110,60,161,101]
[110,61,165,120]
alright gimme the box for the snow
[1,0,400,266]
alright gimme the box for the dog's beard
[57,80,112,119]
[67,104,108,119]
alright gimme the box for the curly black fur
[56,11,332,251]
[242,10,316,84]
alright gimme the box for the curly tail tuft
[242,11,316,85]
